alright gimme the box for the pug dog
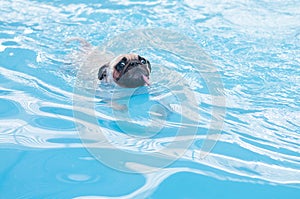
[98,53,151,88]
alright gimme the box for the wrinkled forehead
[110,54,139,66]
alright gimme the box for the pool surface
[1,0,300,198]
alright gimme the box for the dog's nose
[130,61,139,67]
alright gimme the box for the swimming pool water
[1,0,300,198]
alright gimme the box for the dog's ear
[98,64,108,80]
[147,60,151,72]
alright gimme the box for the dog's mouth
[142,74,151,86]
[114,67,150,88]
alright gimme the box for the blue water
[1,0,300,198]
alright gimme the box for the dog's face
[98,54,151,88]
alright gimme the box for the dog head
[98,53,151,88]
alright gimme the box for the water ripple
[1,0,300,198]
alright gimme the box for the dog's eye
[120,61,126,67]
[141,58,146,64]
[138,55,147,65]
[116,62,125,71]
[116,58,127,71]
